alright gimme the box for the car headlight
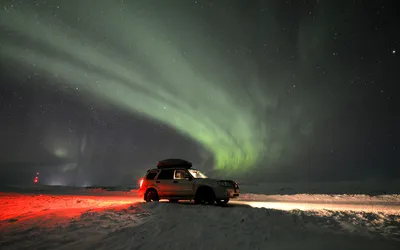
[218,181,232,187]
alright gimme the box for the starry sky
[0,0,398,186]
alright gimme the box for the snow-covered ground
[238,179,400,195]
[0,185,400,249]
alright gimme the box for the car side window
[156,169,175,180]
[146,171,159,180]
[174,170,190,179]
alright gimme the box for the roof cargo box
[157,158,192,169]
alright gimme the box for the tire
[169,199,179,203]
[145,189,159,202]
[216,199,229,206]
[194,186,216,205]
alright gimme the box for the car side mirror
[187,176,193,181]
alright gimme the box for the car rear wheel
[194,187,216,205]
[145,189,159,202]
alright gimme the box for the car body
[138,159,240,205]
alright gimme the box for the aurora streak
[0,1,282,171]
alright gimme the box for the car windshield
[188,169,208,179]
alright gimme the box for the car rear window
[156,169,175,179]
[146,171,158,180]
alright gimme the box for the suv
[138,159,240,205]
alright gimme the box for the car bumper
[215,187,240,199]
[226,188,240,198]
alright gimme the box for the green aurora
[0,1,290,172]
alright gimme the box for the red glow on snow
[0,192,141,228]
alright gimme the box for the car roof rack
[157,158,192,169]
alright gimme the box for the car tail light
[139,179,143,188]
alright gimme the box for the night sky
[0,0,398,186]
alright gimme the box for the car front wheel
[194,187,216,205]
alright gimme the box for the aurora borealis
[1,1,275,171]
[0,0,398,185]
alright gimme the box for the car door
[154,169,175,197]
[172,169,195,197]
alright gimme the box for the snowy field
[0,184,399,249]
[239,179,400,195]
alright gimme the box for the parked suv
[138,159,240,205]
